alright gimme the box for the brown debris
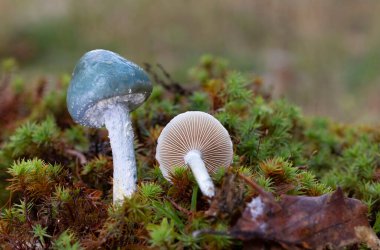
[166,197,192,216]
[232,176,380,250]
[0,84,20,131]
[206,173,245,222]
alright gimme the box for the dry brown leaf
[232,175,380,250]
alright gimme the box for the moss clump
[0,56,379,249]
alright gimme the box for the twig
[65,149,87,165]
[238,173,279,208]
[192,229,229,238]
[166,197,192,216]
[238,174,267,197]
[143,63,191,95]
[65,148,87,184]
[156,64,179,85]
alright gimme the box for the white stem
[103,105,136,204]
[184,150,215,197]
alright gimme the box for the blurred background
[1,0,380,123]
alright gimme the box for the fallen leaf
[231,175,380,250]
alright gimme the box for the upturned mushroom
[156,111,233,197]
[66,49,152,204]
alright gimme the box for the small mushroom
[156,111,233,197]
[66,49,152,204]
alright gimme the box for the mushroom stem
[103,105,137,204]
[184,150,215,197]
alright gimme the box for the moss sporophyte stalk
[0,54,379,249]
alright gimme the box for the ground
[0,55,379,249]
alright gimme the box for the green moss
[53,230,82,250]
[0,55,379,249]
[147,218,177,248]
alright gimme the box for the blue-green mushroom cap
[67,49,152,128]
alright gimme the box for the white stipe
[104,105,136,204]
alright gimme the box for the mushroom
[66,49,152,204]
[156,111,233,197]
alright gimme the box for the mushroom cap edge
[66,49,152,128]
[155,111,233,180]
